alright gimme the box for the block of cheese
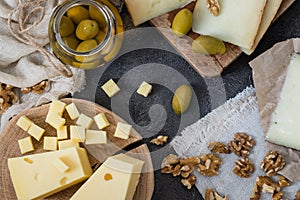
[70,125,86,142]
[266,53,300,150]
[192,0,267,49]
[242,0,283,54]
[101,79,120,98]
[44,136,58,151]
[8,147,92,200]
[28,123,45,141]
[66,103,80,120]
[125,0,194,26]
[49,100,66,116]
[114,122,132,139]
[94,113,110,129]
[16,115,33,131]
[137,81,152,97]
[85,130,107,144]
[76,114,93,129]
[70,153,144,200]
[46,111,66,130]
[58,139,80,150]
[52,158,70,173]
[57,126,68,140]
[18,136,34,154]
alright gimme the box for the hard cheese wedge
[125,0,194,26]
[8,147,92,200]
[266,53,300,150]
[192,0,267,49]
[71,153,144,200]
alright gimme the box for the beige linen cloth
[0,0,85,131]
[171,87,300,199]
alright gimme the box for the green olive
[172,8,193,37]
[75,39,98,62]
[76,19,99,40]
[172,84,192,115]
[62,36,79,50]
[67,5,90,24]
[192,35,226,55]
[60,16,74,37]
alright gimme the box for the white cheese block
[70,153,144,200]
[58,139,80,150]
[28,123,45,141]
[18,136,34,154]
[66,103,80,120]
[8,147,92,200]
[57,126,68,140]
[125,0,194,26]
[94,113,110,129]
[101,79,120,98]
[76,114,93,129]
[266,53,300,150]
[49,100,66,116]
[85,130,107,144]
[114,122,132,140]
[192,0,267,49]
[43,136,58,151]
[137,81,152,97]
[16,115,33,131]
[242,0,283,54]
[70,125,86,142]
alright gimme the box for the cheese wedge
[70,153,144,200]
[242,0,283,54]
[8,147,92,200]
[266,53,300,150]
[125,0,194,26]
[192,0,267,49]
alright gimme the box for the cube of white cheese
[28,123,45,141]
[94,113,110,129]
[137,81,152,97]
[52,158,70,173]
[85,130,107,144]
[46,111,66,130]
[18,136,34,154]
[70,125,86,142]
[43,136,58,151]
[76,114,93,129]
[58,140,80,150]
[8,147,92,200]
[101,79,120,98]
[70,153,144,200]
[16,115,33,131]
[49,100,66,116]
[66,103,80,120]
[114,122,132,140]
[266,53,300,150]
[57,126,68,140]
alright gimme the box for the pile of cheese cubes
[16,100,134,154]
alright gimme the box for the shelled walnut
[206,0,220,16]
[233,158,254,178]
[208,142,231,154]
[228,132,255,157]
[250,176,282,200]
[21,80,49,94]
[295,190,300,200]
[261,151,285,176]
[197,153,222,176]
[278,175,290,187]
[181,174,197,189]
[205,188,228,200]
[150,135,168,145]
[0,82,18,114]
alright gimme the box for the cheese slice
[125,0,194,26]
[242,0,283,54]
[192,0,267,49]
[8,147,92,200]
[266,53,300,150]
[70,153,144,200]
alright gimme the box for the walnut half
[150,135,168,145]
[197,153,222,177]
[233,158,254,178]
[205,188,228,200]
[208,142,231,154]
[0,83,18,114]
[228,132,255,158]
[206,0,220,16]
[295,190,300,200]
[260,151,285,177]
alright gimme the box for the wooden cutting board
[0,98,154,200]
[150,0,295,78]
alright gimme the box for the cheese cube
[70,125,86,142]
[18,137,34,154]
[66,103,80,120]
[46,111,66,130]
[70,153,144,200]
[16,115,33,131]
[49,100,66,116]
[52,158,70,173]
[28,123,45,141]
[114,122,132,140]
[76,114,93,129]
[137,81,152,97]
[43,137,58,151]
[58,140,80,150]
[8,147,92,200]
[101,79,120,98]
[94,113,110,129]
[85,130,107,144]
[57,126,68,140]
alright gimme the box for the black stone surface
[74,1,300,199]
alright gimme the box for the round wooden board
[0,98,154,200]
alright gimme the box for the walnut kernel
[233,158,254,178]
[295,190,300,200]
[181,174,196,189]
[206,0,220,16]
[208,142,231,154]
[197,154,222,177]
[150,135,168,145]
[228,132,255,158]
[261,151,285,176]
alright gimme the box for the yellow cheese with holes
[57,126,68,140]
[16,115,33,131]
[52,158,70,173]
[70,125,86,142]
[43,136,58,151]
[58,139,80,150]
[101,79,120,98]
[76,114,93,129]
[18,136,34,154]
[46,111,66,130]
[66,103,80,120]
[28,123,45,141]
[8,147,92,200]
[85,130,107,144]
[114,122,132,139]
[70,153,144,200]
[94,113,110,129]
[49,100,66,116]
[137,81,152,97]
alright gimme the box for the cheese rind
[137,81,152,97]
[94,113,110,129]
[266,53,300,150]
[85,130,107,144]
[43,136,58,151]
[114,122,132,139]
[57,126,68,140]
[76,114,93,129]
[70,125,86,142]
[18,136,34,154]
[28,123,45,141]
[58,139,80,150]
[70,153,144,200]
[16,115,33,131]
[66,103,80,120]
[8,147,92,200]
[49,100,66,116]
[101,79,120,98]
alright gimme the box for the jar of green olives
[48,0,123,69]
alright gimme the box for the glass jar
[48,0,124,69]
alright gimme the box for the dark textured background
[75,1,300,199]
